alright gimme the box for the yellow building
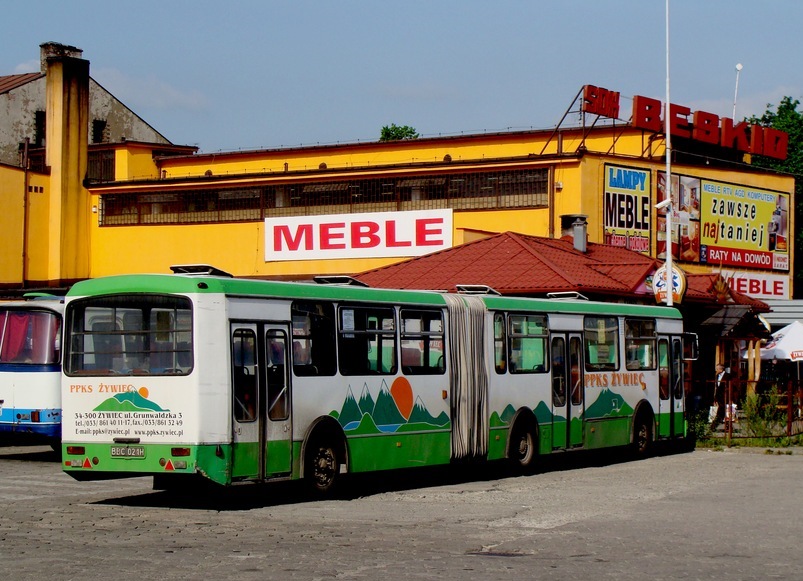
[0,48,795,305]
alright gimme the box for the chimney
[40,42,83,73]
[560,214,588,253]
[42,41,91,284]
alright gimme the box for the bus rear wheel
[509,423,537,470]
[306,440,340,494]
[632,413,653,457]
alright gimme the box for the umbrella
[760,320,803,361]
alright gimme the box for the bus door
[550,334,584,449]
[264,327,292,476]
[657,337,684,439]
[230,323,292,480]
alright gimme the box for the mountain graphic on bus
[491,401,559,428]
[93,388,169,413]
[584,388,633,419]
[332,378,449,434]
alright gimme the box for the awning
[700,305,772,340]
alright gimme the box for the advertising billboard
[656,171,789,273]
[603,165,651,254]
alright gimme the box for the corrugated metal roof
[0,73,44,95]
[763,300,803,328]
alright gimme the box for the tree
[747,97,803,298]
[380,124,420,142]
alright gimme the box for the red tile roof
[356,231,770,311]
[0,73,44,95]
[356,232,657,298]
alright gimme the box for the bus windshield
[65,294,193,376]
[0,308,61,365]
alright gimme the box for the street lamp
[733,63,743,121]
[663,0,673,307]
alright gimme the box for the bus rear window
[66,295,193,376]
[0,309,61,365]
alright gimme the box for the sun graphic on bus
[390,377,414,420]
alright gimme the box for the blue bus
[0,295,64,441]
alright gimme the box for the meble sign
[582,85,788,160]
[265,209,453,261]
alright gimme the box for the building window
[92,119,108,144]
[34,111,46,147]
[87,150,115,183]
[97,168,550,226]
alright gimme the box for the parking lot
[1,440,801,580]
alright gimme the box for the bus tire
[509,417,538,471]
[631,410,654,457]
[304,431,344,495]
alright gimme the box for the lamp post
[663,0,673,307]
[733,63,743,121]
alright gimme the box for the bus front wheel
[305,440,340,494]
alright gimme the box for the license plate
[111,446,145,458]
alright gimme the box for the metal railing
[697,379,803,444]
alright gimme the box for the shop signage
[652,263,687,305]
[656,171,789,272]
[723,270,790,300]
[265,209,453,261]
[603,164,651,254]
[582,85,788,160]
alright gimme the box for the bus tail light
[31,410,41,422]
[66,446,85,455]
[171,447,191,457]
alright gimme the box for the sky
[3,1,802,154]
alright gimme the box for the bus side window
[338,306,397,376]
[291,301,336,376]
[494,313,506,374]
[400,309,445,375]
[232,329,257,422]
[266,331,288,421]
[508,314,548,374]
[584,316,619,371]
[551,336,566,406]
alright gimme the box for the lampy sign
[583,85,788,160]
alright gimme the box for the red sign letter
[668,104,692,139]
[692,110,720,144]
[720,119,750,153]
[385,220,412,247]
[632,96,663,132]
[416,218,445,246]
[273,224,313,252]
[319,223,346,250]
[762,127,789,160]
[351,221,381,248]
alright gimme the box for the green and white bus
[61,268,694,492]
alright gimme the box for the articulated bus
[61,270,695,492]
[0,295,64,441]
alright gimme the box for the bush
[687,406,713,443]
[741,388,786,438]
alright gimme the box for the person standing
[710,363,730,431]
